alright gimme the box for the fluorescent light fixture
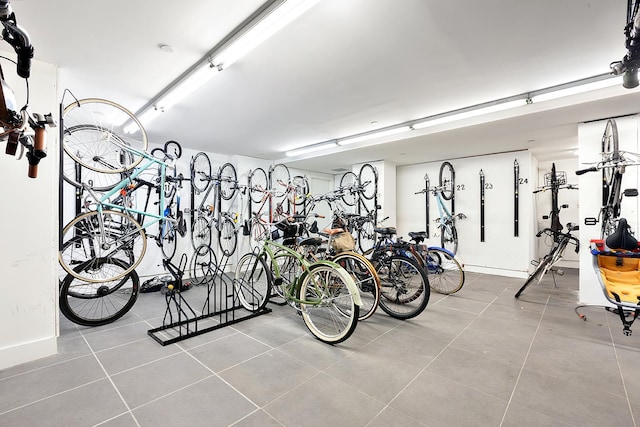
[158,64,220,110]
[285,141,337,157]
[214,0,320,69]
[413,99,528,130]
[124,108,162,134]
[338,126,412,146]
[531,76,622,102]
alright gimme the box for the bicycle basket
[544,170,567,186]
[331,231,356,252]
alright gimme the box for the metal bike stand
[148,251,271,346]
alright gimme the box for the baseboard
[0,336,57,370]
[465,265,528,279]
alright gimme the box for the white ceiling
[9,0,640,173]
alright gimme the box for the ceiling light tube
[338,126,411,146]
[413,99,528,130]
[285,141,337,157]
[214,0,320,69]
[157,63,220,110]
[531,76,623,102]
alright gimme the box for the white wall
[578,116,640,305]
[0,56,59,369]
[397,151,535,277]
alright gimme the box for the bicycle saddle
[606,218,639,251]
[408,231,427,243]
[298,236,324,247]
[374,227,396,236]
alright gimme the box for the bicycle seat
[606,218,639,251]
[298,236,324,247]
[374,227,396,236]
[408,231,427,243]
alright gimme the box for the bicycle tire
[59,210,146,283]
[218,216,238,256]
[235,252,272,312]
[440,222,458,255]
[159,219,177,260]
[291,175,310,206]
[514,256,552,298]
[358,163,378,200]
[357,218,377,253]
[299,264,359,344]
[63,99,147,174]
[375,255,430,320]
[425,248,465,294]
[249,219,269,251]
[219,162,238,200]
[439,161,455,200]
[249,167,268,203]
[190,152,212,193]
[339,172,358,206]
[268,164,289,198]
[191,215,212,249]
[332,251,380,321]
[163,140,182,159]
[190,244,217,286]
[61,148,123,191]
[59,257,139,326]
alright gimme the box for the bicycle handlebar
[575,166,597,175]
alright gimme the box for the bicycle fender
[427,246,456,258]
[307,260,363,307]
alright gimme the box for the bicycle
[576,119,640,238]
[234,218,362,344]
[189,151,239,254]
[407,231,466,295]
[364,226,431,319]
[0,3,56,178]
[415,184,466,255]
[533,163,577,240]
[59,101,181,283]
[610,0,640,88]
[514,223,580,298]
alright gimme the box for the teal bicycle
[59,98,179,283]
[234,219,362,344]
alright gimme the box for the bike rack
[147,251,271,346]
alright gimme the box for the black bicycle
[576,119,639,238]
[610,0,640,88]
[514,223,580,298]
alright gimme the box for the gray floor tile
[230,409,282,427]
[389,370,508,426]
[0,355,104,413]
[0,378,127,427]
[367,406,427,426]
[188,332,271,372]
[511,368,633,426]
[501,402,572,427]
[359,328,443,368]
[219,349,319,406]
[97,412,139,427]
[276,334,354,370]
[82,321,154,352]
[132,376,257,427]
[264,372,385,427]
[110,351,213,409]
[95,337,182,376]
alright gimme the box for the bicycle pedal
[530,259,540,267]
[551,268,564,276]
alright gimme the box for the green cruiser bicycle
[234,220,362,344]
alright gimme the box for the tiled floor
[1,268,639,427]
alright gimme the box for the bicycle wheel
[439,161,455,200]
[425,248,465,294]
[190,244,217,286]
[440,222,458,255]
[218,216,238,256]
[219,162,237,200]
[62,148,124,191]
[159,219,177,260]
[357,218,376,252]
[63,99,147,174]
[291,175,310,206]
[340,172,358,206]
[358,163,378,200]
[191,152,212,193]
[249,219,269,250]
[59,257,139,326]
[191,215,212,249]
[249,167,268,203]
[332,251,380,321]
[59,210,146,283]
[235,252,272,311]
[514,255,552,298]
[299,264,359,344]
[375,255,430,320]
[269,163,290,196]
